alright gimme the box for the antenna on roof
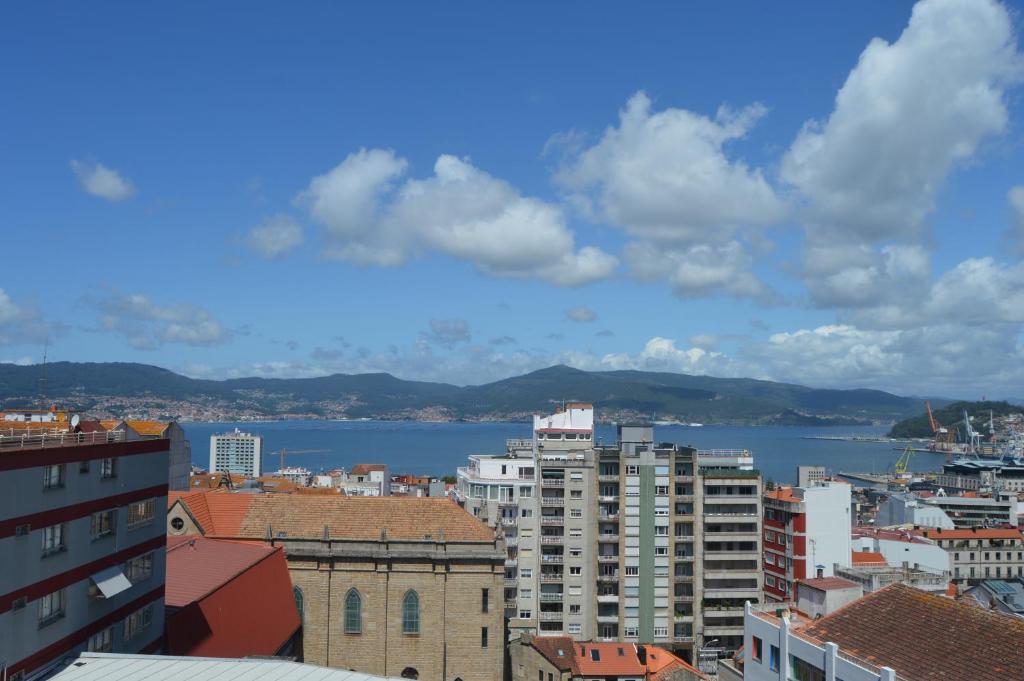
[38,337,49,404]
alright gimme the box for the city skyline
[2,0,1024,398]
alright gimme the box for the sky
[2,0,1024,398]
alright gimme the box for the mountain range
[0,361,940,425]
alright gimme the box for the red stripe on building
[6,584,164,677]
[0,483,169,539]
[0,533,166,613]
[0,438,169,472]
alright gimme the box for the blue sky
[2,0,1023,397]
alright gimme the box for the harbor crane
[893,444,914,476]
[961,410,982,455]
[269,448,330,472]
[925,402,955,451]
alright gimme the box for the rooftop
[50,653,406,681]
[799,576,861,592]
[526,637,705,680]
[165,535,279,606]
[923,527,1023,540]
[799,584,1024,681]
[169,490,254,536]
[851,550,887,566]
[351,463,387,475]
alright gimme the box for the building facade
[922,527,1024,586]
[209,428,263,478]
[762,482,852,602]
[0,427,168,680]
[457,405,763,660]
[169,494,505,681]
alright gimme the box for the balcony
[541,536,565,544]
[674,594,694,602]
[540,593,564,603]
[704,625,745,636]
[538,611,564,621]
[598,495,619,503]
[674,535,695,542]
[704,587,760,599]
[673,574,694,583]
[541,516,564,525]
[704,551,759,561]
[598,474,619,482]
[597,572,619,582]
[597,555,620,563]
[499,518,517,527]
[541,497,565,507]
[596,593,619,604]
[675,494,694,502]
[704,569,760,580]
[504,535,518,547]
[704,606,746,616]
[703,531,759,541]
[504,599,517,609]
[599,514,620,522]
[540,574,563,583]
[504,578,518,587]
[541,555,564,564]
[596,614,619,623]
[673,635,695,644]
[541,478,565,487]
[598,534,619,543]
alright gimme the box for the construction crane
[925,401,955,451]
[961,410,982,455]
[270,448,331,472]
[894,444,914,476]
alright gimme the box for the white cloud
[422,319,471,348]
[557,92,786,241]
[565,306,597,323]
[299,150,617,285]
[244,214,304,259]
[0,289,18,325]
[782,0,1020,248]
[70,160,135,201]
[93,291,230,350]
[1008,185,1024,256]
[0,289,56,345]
[598,337,739,376]
[803,243,931,310]
[625,240,774,301]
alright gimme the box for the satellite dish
[70,414,80,429]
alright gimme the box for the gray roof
[51,653,405,681]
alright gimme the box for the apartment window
[765,575,776,587]
[519,610,531,619]
[752,636,762,662]
[521,568,532,578]
[123,604,153,641]
[655,486,668,495]
[482,588,489,613]
[790,656,825,681]
[402,590,420,634]
[538,672,543,681]
[625,566,639,576]
[42,464,65,490]
[970,552,975,561]
[570,472,583,481]
[655,526,668,536]
[520,588,532,599]
[125,552,154,583]
[765,552,775,565]
[569,566,581,576]
[571,490,583,499]
[100,457,117,479]
[569,585,582,596]
[655,547,668,556]
[569,528,582,537]
[654,626,668,638]
[91,510,117,539]
[344,589,362,633]
[568,623,582,634]
[570,548,582,557]
[127,499,155,528]
[624,627,638,637]
[41,523,66,556]
[79,460,90,474]
[765,530,773,542]
[570,509,582,518]
[519,486,533,498]
[38,589,65,626]
[769,645,780,672]
[654,508,668,516]
[88,627,113,652]
[569,604,581,614]
[481,627,488,648]
[626,465,639,475]
[521,508,533,518]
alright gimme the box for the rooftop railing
[0,428,127,451]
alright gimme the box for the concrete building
[167,494,505,681]
[101,421,191,492]
[509,635,707,681]
[937,457,1024,493]
[924,492,1018,528]
[874,492,955,529]
[762,482,852,602]
[741,584,1024,681]
[922,526,1024,586]
[351,463,391,496]
[963,579,1024,618]
[833,563,949,595]
[209,429,263,479]
[796,466,826,489]
[457,406,763,661]
[794,577,862,619]
[0,422,169,680]
[850,527,952,576]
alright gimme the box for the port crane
[893,444,914,476]
[269,448,331,472]
[961,410,982,455]
[925,402,955,451]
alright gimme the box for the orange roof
[126,419,169,436]
[800,577,861,592]
[643,646,707,681]
[351,463,387,475]
[765,486,802,503]
[851,550,887,566]
[99,420,123,430]
[165,535,279,606]
[171,492,255,537]
[923,528,1024,540]
[528,638,702,680]
[573,642,645,677]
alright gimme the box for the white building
[350,463,390,496]
[209,428,263,478]
[874,492,954,529]
[851,527,952,576]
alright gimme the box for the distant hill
[0,361,938,425]
[887,400,1023,439]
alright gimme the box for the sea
[180,420,941,485]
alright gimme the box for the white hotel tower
[209,428,264,478]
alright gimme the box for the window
[293,587,304,623]
[625,566,639,576]
[38,589,65,626]
[752,636,762,662]
[569,528,582,537]
[41,523,65,556]
[88,627,112,652]
[568,623,582,634]
[569,548,582,557]
[401,669,419,680]
[520,588,532,599]
[570,509,582,518]
[569,566,581,576]
[654,626,668,637]
[43,464,65,489]
[655,547,668,556]
[765,530,773,542]
[624,627,638,637]
[766,575,776,587]
[655,486,668,495]
[125,552,154,583]
[569,585,582,596]
[538,671,543,681]
[655,526,668,536]
[127,499,155,528]
[170,517,185,533]
[765,552,775,565]
[79,461,90,474]
[790,656,825,681]
[91,510,117,539]
[571,490,583,499]
[769,645,780,672]
[481,626,488,648]
[569,604,581,614]
[482,588,489,613]
[570,472,582,481]
[521,568,532,578]
[519,609,531,619]
[345,589,362,633]
[519,486,533,498]
[626,465,639,475]
[100,458,117,479]
[402,591,419,634]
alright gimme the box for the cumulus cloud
[0,289,57,345]
[299,150,617,285]
[1008,185,1024,256]
[70,160,135,201]
[92,291,230,350]
[489,336,517,346]
[244,214,304,259]
[422,319,471,348]
[565,306,597,323]
[599,337,738,376]
[625,240,775,301]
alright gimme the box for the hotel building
[209,428,263,478]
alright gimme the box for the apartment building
[457,406,763,661]
[922,526,1024,586]
[762,482,852,602]
[0,422,168,680]
[209,428,263,478]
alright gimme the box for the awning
[90,565,132,599]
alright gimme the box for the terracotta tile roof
[350,463,387,475]
[573,642,646,677]
[208,495,495,542]
[172,492,254,536]
[75,420,107,433]
[851,550,887,566]
[528,638,702,679]
[530,636,578,674]
[126,419,170,436]
[165,535,278,606]
[765,486,802,503]
[800,576,861,591]
[643,646,708,681]
[99,419,123,430]
[852,526,930,544]
[799,583,1024,681]
[923,527,1023,540]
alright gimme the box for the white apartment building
[922,526,1024,586]
[209,428,263,478]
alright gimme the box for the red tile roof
[165,535,299,657]
[923,527,1023,540]
[799,584,1024,681]
[350,463,387,475]
[170,491,254,536]
[800,576,861,591]
[851,550,887,566]
[527,638,704,680]
[765,487,802,503]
